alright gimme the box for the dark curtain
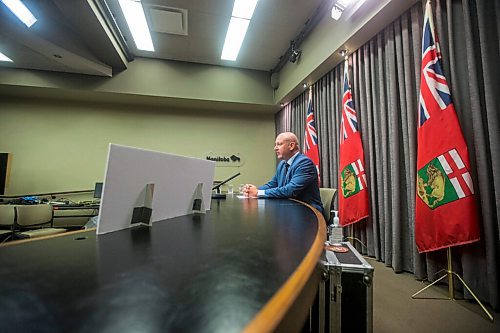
[275,0,500,309]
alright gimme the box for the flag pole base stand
[345,221,367,251]
[411,247,494,321]
[344,236,367,251]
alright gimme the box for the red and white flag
[339,60,369,226]
[304,88,321,183]
[415,1,480,253]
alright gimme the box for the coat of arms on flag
[417,148,474,209]
[341,159,367,198]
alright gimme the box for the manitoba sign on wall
[205,152,244,167]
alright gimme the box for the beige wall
[0,57,275,109]
[0,96,276,196]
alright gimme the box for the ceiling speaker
[271,72,280,89]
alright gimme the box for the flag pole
[446,247,454,299]
[413,0,491,321]
[412,247,494,321]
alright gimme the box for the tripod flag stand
[411,246,493,321]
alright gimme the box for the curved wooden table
[0,197,325,333]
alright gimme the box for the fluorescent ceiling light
[1,0,37,27]
[0,51,13,62]
[232,0,258,19]
[337,0,355,7]
[118,0,154,52]
[221,0,259,61]
[221,17,250,61]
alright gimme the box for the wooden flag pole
[412,247,493,321]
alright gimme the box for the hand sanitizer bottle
[333,211,340,227]
[329,210,343,244]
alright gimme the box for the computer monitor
[94,182,103,199]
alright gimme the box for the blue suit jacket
[259,153,323,214]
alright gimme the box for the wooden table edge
[242,199,327,333]
[0,228,96,247]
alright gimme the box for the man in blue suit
[244,132,323,214]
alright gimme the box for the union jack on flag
[303,89,321,182]
[418,5,453,127]
[305,96,318,150]
[341,63,359,143]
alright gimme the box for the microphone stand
[212,173,241,199]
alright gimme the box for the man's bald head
[276,132,299,146]
[274,132,300,160]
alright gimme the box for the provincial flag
[339,60,369,226]
[415,1,480,253]
[304,88,321,183]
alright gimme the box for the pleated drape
[275,0,499,309]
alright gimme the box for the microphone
[212,173,241,199]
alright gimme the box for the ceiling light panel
[0,51,13,62]
[221,0,259,61]
[337,0,355,7]
[221,17,250,61]
[1,0,37,27]
[232,0,259,19]
[118,0,154,52]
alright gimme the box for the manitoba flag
[304,88,321,183]
[415,1,480,253]
[339,60,369,226]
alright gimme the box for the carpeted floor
[366,257,499,333]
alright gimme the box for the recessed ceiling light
[221,0,259,61]
[1,0,37,27]
[221,17,250,61]
[0,51,13,62]
[232,0,259,19]
[118,0,154,52]
[337,0,355,7]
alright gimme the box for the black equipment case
[319,241,374,333]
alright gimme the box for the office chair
[319,188,337,224]
[0,205,16,242]
[14,204,66,239]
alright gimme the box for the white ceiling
[0,0,326,77]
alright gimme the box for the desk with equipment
[0,197,325,333]
[51,183,101,226]
[0,186,102,234]
[51,203,99,220]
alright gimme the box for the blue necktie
[283,163,290,185]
